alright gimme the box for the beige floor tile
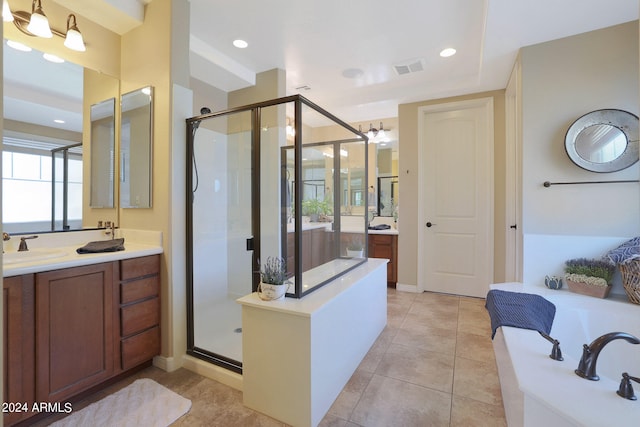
[403,307,459,331]
[457,306,492,337]
[350,374,452,427]
[376,343,455,393]
[414,291,461,306]
[452,356,503,406]
[450,395,507,427]
[455,331,496,363]
[393,322,458,355]
[32,289,508,427]
[327,369,374,420]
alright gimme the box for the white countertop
[237,258,388,317]
[2,228,163,277]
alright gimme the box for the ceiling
[2,0,638,137]
[189,0,638,124]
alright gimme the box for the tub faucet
[575,332,640,381]
[18,235,38,252]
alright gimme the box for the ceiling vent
[393,59,424,76]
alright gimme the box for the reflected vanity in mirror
[120,86,153,208]
[90,98,116,208]
[565,109,639,173]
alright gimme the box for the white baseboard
[182,355,243,391]
[396,282,419,293]
[153,355,181,372]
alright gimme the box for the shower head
[192,107,212,131]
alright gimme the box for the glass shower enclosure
[186,95,368,372]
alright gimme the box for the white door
[418,98,493,298]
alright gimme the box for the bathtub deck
[490,282,640,427]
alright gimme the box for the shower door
[187,109,256,372]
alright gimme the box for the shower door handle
[246,237,255,251]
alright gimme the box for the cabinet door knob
[426,222,435,228]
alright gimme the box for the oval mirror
[565,109,639,173]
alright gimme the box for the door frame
[505,62,523,282]
[416,97,494,294]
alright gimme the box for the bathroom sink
[3,249,69,265]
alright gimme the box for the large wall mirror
[89,98,116,207]
[565,109,639,173]
[120,86,153,208]
[2,40,119,234]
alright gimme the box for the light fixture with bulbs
[359,122,389,143]
[5,0,86,52]
[286,118,296,137]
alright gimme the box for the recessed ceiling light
[43,53,64,63]
[6,40,31,51]
[54,119,65,124]
[440,48,456,58]
[233,39,248,48]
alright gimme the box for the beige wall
[3,0,120,77]
[520,21,639,237]
[118,0,190,358]
[398,90,507,288]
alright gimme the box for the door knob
[426,222,435,227]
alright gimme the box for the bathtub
[490,282,640,427]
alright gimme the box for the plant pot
[566,279,611,299]
[346,249,364,258]
[258,282,287,301]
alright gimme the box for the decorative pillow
[606,237,640,264]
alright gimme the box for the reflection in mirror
[377,176,398,217]
[565,109,639,173]
[575,124,627,163]
[53,143,83,230]
[120,86,153,208]
[90,98,116,208]
[3,41,84,233]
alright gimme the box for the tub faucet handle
[538,331,563,361]
[617,372,640,400]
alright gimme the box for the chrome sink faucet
[18,235,38,252]
[575,332,640,380]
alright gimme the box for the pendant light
[26,0,52,38]
[64,14,85,51]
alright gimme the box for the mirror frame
[120,86,154,208]
[565,109,639,173]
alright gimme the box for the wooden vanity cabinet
[3,275,35,426]
[368,234,398,286]
[35,262,116,403]
[117,255,161,371]
[2,254,161,426]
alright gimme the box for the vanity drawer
[120,255,160,281]
[121,297,159,337]
[121,326,160,370]
[120,276,159,304]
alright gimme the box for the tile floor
[39,289,507,427]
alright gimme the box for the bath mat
[50,378,191,427]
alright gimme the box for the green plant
[302,198,330,216]
[258,256,288,285]
[564,258,616,284]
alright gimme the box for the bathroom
[2,0,640,425]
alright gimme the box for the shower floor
[193,294,244,363]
